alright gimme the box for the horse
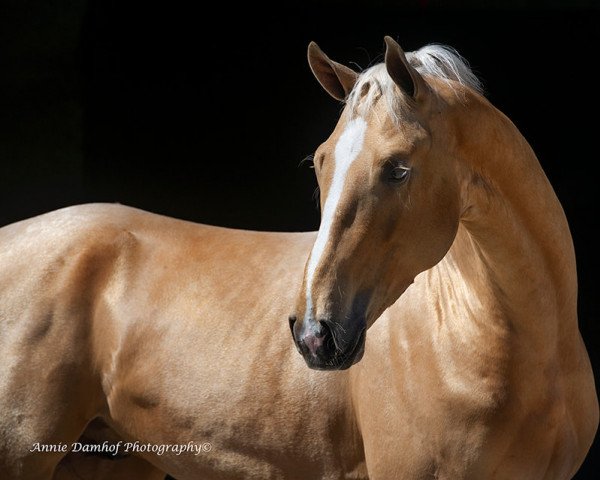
[0,37,597,480]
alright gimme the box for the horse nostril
[318,320,331,338]
[319,320,338,352]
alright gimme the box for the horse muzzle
[289,316,366,370]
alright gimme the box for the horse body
[0,204,367,479]
[0,38,597,480]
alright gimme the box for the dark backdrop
[1,1,598,477]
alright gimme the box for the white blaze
[304,116,367,323]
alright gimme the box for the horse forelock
[346,44,483,122]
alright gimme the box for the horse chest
[350,309,571,479]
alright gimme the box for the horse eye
[389,166,411,183]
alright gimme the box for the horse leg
[53,453,166,480]
[0,309,103,479]
[0,383,97,479]
[52,418,166,480]
[0,358,100,479]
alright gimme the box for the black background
[1,1,598,477]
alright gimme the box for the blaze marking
[304,116,367,325]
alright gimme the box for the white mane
[346,44,482,119]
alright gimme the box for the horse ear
[307,42,358,101]
[384,36,427,100]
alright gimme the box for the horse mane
[346,44,483,120]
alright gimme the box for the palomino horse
[0,37,597,480]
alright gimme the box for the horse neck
[443,93,577,344]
